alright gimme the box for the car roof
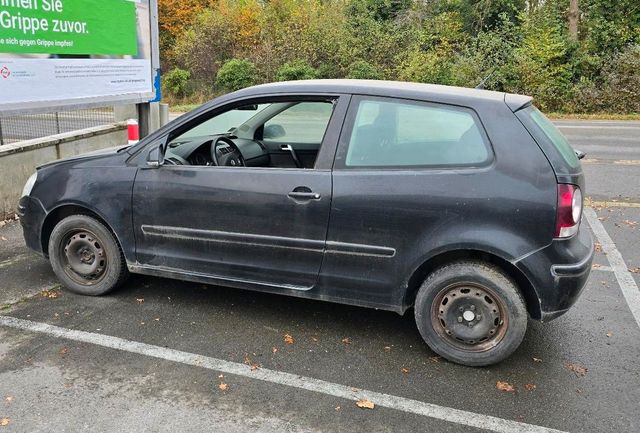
[232,79,532,112]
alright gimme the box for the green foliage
[163,67,191,98]
[511,9,573,111]
[347,61,384,79]
[275,60,319,81]
[216,59,258,92]
[600,45,640,112]
[161,0,640,113]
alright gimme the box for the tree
[568,0,579,40]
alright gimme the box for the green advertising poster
[0,0,138,56]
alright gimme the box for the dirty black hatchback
[18,80,594,366]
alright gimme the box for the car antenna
[475,71,494,90]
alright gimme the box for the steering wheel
[210,136,245,167]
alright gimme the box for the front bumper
[515,224,594,322]
[17,195,47,256]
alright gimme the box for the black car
[18,80,594,366]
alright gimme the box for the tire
[414,260,527,367]
[48,214,129,296]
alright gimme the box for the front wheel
[48,215,129,296]
[414,261,527,367]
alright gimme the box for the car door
[132,94,349,289]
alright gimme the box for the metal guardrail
[0,108,115,146]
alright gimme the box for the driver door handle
[288,191,321,201]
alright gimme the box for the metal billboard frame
[0,0,161,116]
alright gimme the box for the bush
[163,68,191,98]
[216,59,258,92]
[600,45,640,112]
[163,0,640,114]
[275,60,319,81]
[346,60,383,79]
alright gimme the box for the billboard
[0,0,159,114]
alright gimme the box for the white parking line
[0,315,566,433]
[556,125,640,130]
[584,208,640,328]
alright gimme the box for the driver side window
[164,99,335,169]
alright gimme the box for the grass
[546,112,640,120]
[170,103,202,113]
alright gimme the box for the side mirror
[263,124,286,139]
[574,149,585,160]
[147,145,163,168]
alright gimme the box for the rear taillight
[555,184,582,238]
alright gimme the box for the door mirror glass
[263,124,286,139]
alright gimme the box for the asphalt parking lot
[1,120,639,433]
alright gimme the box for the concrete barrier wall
[0,123,127,220]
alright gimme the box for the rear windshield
[519,105,580,169]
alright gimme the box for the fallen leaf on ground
[606,332,613,337]
[136,298,144,304]
[400,367,410,374]
[218,374,224,378]
[356,399,375,409]
[594,242,602,252]
[428,356,441,363]
[335,406,341,411]
[218,383,228,391]
[591,263,602,269]
[532,357,543,363]
[4,396,12,403]
[629,267,640,274]
[341,337,351,345]
[383,346,391,352]
[623,220,638,228]
[59,347,68,356]
[284,334,294,344]
[564,362,588,377]
[496,381,515,392]
[271,347,278,354]
[0,417,9,426]
[0,237,6,241]
[524,383,537,391]
[41,289,60,299]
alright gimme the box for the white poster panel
[0,0,158,114]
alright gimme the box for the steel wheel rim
[430,282,508,352]
[58,229,107,286]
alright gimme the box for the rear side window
[523,106,580,169]
[343,98,490,168]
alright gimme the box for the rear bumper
[17,195,47,256]
[515,224,594,322]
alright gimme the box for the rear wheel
[48,215,128,296]
[414,261,527,366]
